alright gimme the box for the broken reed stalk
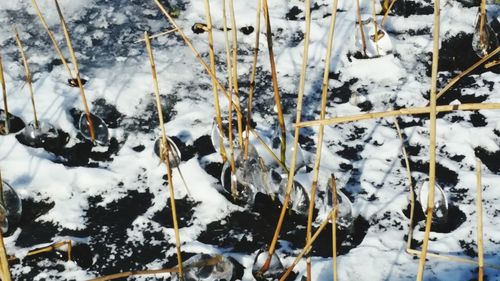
[262,0,287,164]
[485,59,499,68]
[53,0,96,142]
[0,54,9,134]
[14,28,39,129]
[228,0,244,147]
[381,0,398,26]
[435,46,500,101]
[244,0,262,160]
[0,171,11,281]
[295,102,500,128]
[257,0,311,274]
[305,0,339,279]
[204,0,228,164]
[331,174,338,281]
[279,206,338,281]
[144,32,183,278]
[30,0,74,81]
[8,240,73,262]
[356,0,367,57]
[153,0,286,171]
[89,255,224,281]
[416,0,440,279]
[476,158,484,281]
[134,28,178,43]
[371,0,380,55]
[393,118,415,249]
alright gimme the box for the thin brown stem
[479,0,486,51]
[14,28,39,129]
[8,240,73,262]
[88,268,178,281]
[0,53,9,134]
[356,0,367,57]
[371,0,380,56]
[416,0,440,279]
[262,0,286,163]
[258,0,311,274]
[244,0,262,160]
[54,0,95,142]
[407,248,500,270]
[144,32,183,278]
[30,0,74,81]
[476,158,484,281]
[331,174,338,281]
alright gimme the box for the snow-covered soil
[0,0,499,280]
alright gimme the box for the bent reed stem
[0,53,10,134]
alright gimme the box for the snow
[0,0,498,280]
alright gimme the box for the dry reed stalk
[331,174,338,281]
[356,0,367,57]
[407,248,500,269]
[205,0,228,164]
[279,206,338,281]
[262,0,287,163]
[134,28,178,43]
[295,102,500,128]
[485,59,499,68]
[220,0,238,198]
[479,0,486,50]
[256,0,311,274]
[436,46,500,101]
[393,119,415,249]
[476,158,484,281]
[0,54,9,134]
[0,171,11,281]
[8,240,73,262]
[14,28,39,129]
[54,0,96,142]
[381,0,398,26]
[371,0,380,55]
[153,0,284,170]
[144,32,183,278]
[244,0,262,160]
[305,0,339,279]
[228,0,244,147]
[88,255,223,281]
[30,0,74,81]
[416,0,440,279]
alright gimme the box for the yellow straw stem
[0,54,9,134]
[54,0,96,142]
[244,0,262,160]
[134,28,178,43]
[205,0,228,163]
[14,28,39,129]
[30,0,74,81]
[228,0,244,147]
[144,32,184,278]
[416,0,440,279]
[476,159,484,281]
[279,207,338,281]
[381,0,398,27]
[356,0,367,57]
[295,102,500,128]
[331,175,338,281]
[306,0,339,279]
[371,0,380,56]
